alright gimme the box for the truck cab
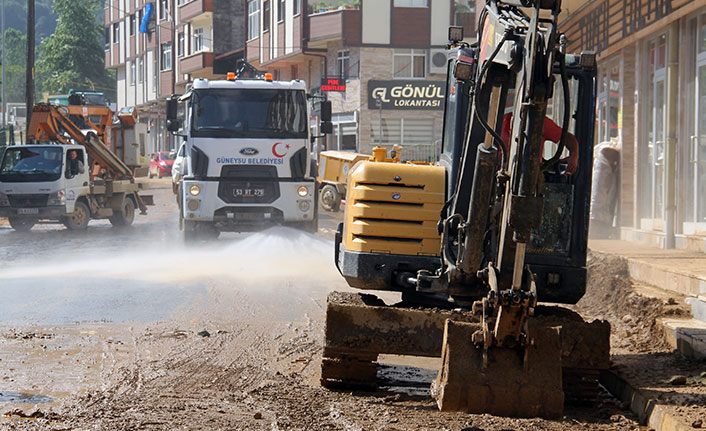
[170,75,321,241]
[0,144,90,231]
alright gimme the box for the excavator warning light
[448,26,464,43]
[264,73,273,82]
[227,72,236,81]
[580,51,597,69]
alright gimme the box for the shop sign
[321,78,346,92]
[367,80,445,110]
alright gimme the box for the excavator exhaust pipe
[431,319,564,418]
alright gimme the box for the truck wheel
[320,184,341,212]
[109,197,136,227]
[8,217,36,232]
[65,201,90,230]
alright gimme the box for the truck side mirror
[320,121,333,134]
[320,100,332,122]
[167,119,182,133]
[166,95,179,121]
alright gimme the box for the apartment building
[244,0,471,158]
[556,0,706,251]
[104,0,246,155]
[105,0,473,158]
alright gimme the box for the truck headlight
[0,192,9,207]
[189,184,201,196]
[297,185,309,197]
[47,191,66,206]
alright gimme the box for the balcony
[308,8,361,47]
[180,51,214,75]
[179,0,213,22]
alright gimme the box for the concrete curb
[600,370,694,431]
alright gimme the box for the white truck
[168,73,330,241]
[0,104,151,232]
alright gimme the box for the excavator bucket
[431,319,564,419]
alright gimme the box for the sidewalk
[589,239,706,359]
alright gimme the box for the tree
[36,0,115,100]
[2,28,28,103]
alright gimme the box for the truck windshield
[191,89,308,139]
[0,147,64,182]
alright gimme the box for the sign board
[367,80,445,110]
[321,78,346,92]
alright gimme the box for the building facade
[105,0,474,159]
[561,0,706,250]
[104,0,246,155]
[244,0,472,158]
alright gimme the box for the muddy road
[0,180,649,429]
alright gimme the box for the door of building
[691,21,706,232]
[640,34,668,230]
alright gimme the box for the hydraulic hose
[473,31,511,167]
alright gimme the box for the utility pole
[25,0,35,135]
[2,0,6,127]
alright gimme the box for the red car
[148,151,175,178]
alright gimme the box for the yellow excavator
[321,0,609,418]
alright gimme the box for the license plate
[234,212,262,220]
[17,208,39,215]
[233,188,265,198]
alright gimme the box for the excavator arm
[27,104,135,181]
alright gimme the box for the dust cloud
[0,227,341,286]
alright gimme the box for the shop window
[248,0,260,39]
[393,49,426,79]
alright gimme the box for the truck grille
[218,165,281,204]
[8,194,49,208]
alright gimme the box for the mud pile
[576,251,689,353]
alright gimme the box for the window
[129,14,136,36]
[161,43,172,71]
[263,0,270,32]
[159,0,168,20]
[138,57,145,82]
[178,32,185,56]
[393,49,426,78]
[130,62,136,86]
[393,0,427,6]
[104,26,110,49]
[138,9,143,29]
[113,23,120,43]
[193,28,204,53]
[248,0,260,40]
[337,50,350,80]
[191,89,308,139]
[277,0,285,22]
[293,0,300,15]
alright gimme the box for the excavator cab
[334,48,597,306]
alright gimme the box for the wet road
[0,179,349,412]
